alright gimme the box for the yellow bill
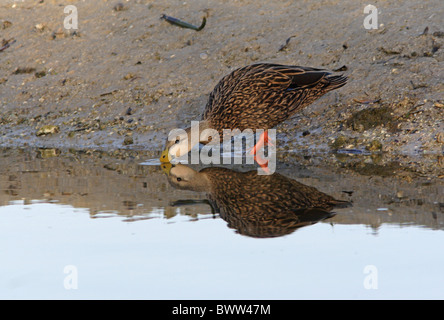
[159,148,171,163]
[160,162,172,175]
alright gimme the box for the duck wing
[203,63,346,131]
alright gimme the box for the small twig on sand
[160,14,206,31]
[0,38,16,52]
[278,35,296,52]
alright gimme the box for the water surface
[0,148,443,299]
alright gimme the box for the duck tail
[324,74,348,91]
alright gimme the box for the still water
[0,148,443,299]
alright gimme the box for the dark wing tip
[325,74,348,90]
[287,70,330,90]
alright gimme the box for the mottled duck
[163,163,350,238]
[160,63,347,163]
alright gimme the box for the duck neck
[191,172,212,192]
[186,119,213,146]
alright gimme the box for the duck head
[160,120,213,163]
[160,128,192,163]
[162,163,210,192]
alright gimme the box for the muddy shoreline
[0,0,443,172]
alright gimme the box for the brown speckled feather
[200,167,349,237]
[202,63,347,132]
[201,167,346,212]
[167,165,351,238]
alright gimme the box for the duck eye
[175,139,180,144]
[176,177,182,182]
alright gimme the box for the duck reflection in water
[162,163,351,238]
